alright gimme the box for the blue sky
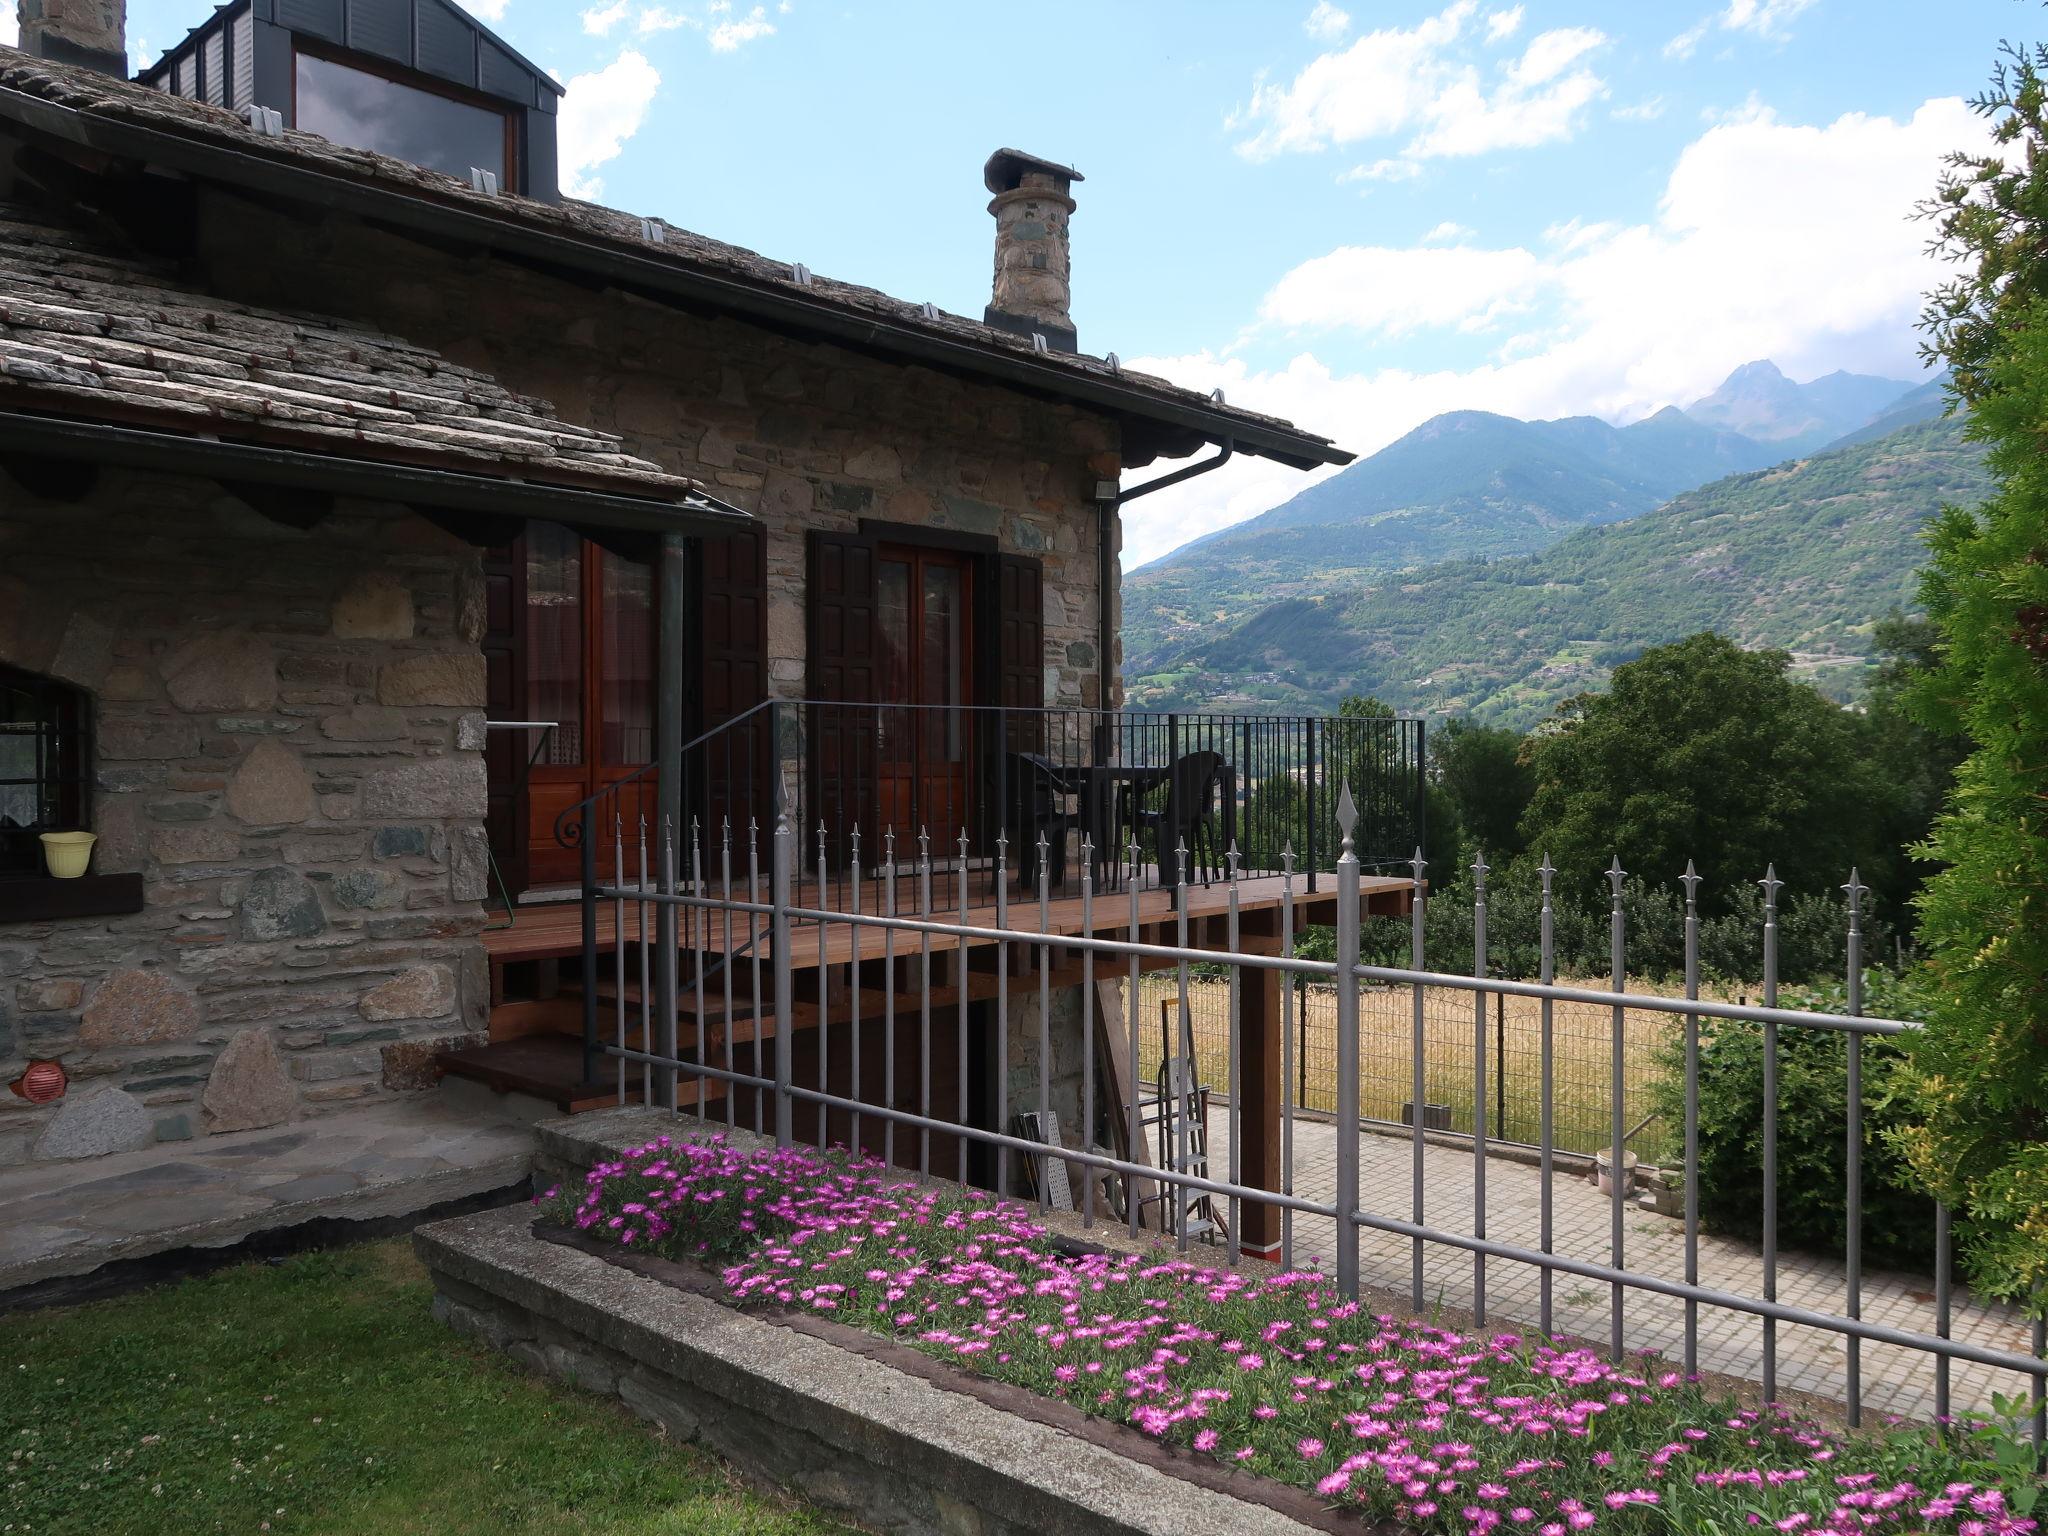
[99,0,2029,561]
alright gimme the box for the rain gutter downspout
[1092,436,1234,724]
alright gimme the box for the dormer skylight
[137,0,562,202]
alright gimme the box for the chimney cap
[983,148,1083,196]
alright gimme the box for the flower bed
[543,1134,2040,1536]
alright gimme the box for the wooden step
[435,1034,727,1114]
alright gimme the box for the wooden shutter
[481,542,527,898]
[806,531,879,851]
[697,528,769,837]
[997,553,1045,751]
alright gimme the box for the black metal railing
[773,701,1426,911]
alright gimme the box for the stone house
[0,0,1349,1201]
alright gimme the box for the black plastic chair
[1130,750,1226,887]
[1008,752,1073,892]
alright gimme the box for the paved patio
[0,1094,532,1305]
[1204,1113,2039,1424]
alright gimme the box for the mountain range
[1124,363,1974,726]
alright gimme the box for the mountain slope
[1683,361,1912,450]
[1126,404,1784,666]
[1128,412,1987,728]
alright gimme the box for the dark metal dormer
[135,0,563,203]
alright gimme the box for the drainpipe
[1093,437,1234,728]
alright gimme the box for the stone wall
[191,196,1126,711]
[0,468,490,1166]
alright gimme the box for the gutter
[1093,438,1235,712]
[0,84,1352,473]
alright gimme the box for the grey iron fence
[576,785,2048,1441]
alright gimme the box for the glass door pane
[599,550,653,765]
[523,524,583,766]
[920,563,964,761]
[877,558,912,764]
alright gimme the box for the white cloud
[1233,3,1606,164]
[639,5,695,31]
[0,15,16,45]
[1341,157,1422,184]
[1123,96,1985,567]
[581,1,629,35]
[1305,1,1351,42]
[464,0,509,19]
[1422,220,1474,243]
[1722,0,1817,38]
[558,49,661,199]
[1614,96,1666,122]
[1664,20,1708,59]
[708,4,775,50]
[1404,26,1606,159]
[1669,0,1816,58]
[1261,245,1546,337]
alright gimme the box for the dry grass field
[1129,973,1754,1156]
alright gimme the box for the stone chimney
[18,0,127,75]
[983,148,1082,353]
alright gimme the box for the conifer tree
[1902,38,2048,1308]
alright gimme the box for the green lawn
[0,1237,848,1536]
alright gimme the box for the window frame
[289,38,521,192]
[0,666,92,882]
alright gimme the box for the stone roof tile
[0,204,696,497]
[0,45,1341,465]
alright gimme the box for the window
[294,48,512,186]
[0,668,90,878]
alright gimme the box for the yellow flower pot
[39,831,97,880]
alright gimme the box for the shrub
[1652,974,1935,1273]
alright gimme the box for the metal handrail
[550,698,778,850]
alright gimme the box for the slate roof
[0,44,1349,470]
[0,200,697,498]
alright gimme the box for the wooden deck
[450,870,1413,1129]
[481,870,1411,969]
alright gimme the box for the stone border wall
[418,1204,1320,1536]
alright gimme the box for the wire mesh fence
[1133,972,1676,1155]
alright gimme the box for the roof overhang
[0,409,756,549]
[0,82,1352,473]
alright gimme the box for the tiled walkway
[1204,1113,2039,1424]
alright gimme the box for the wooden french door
[875,544,974,848]
[520,524,656,890]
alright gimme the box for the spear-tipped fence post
[849,826,864,1157]
[1761,862,1782,1401]
[957,827,972,1187]
[1681,859,1702,1377]
[882,827,897,1168]
[1081,834,1097,1229]
[771,807,794,1148]
[1037,829,1052,1212]
[919,827,934,1181]
[1844,866,1866,1426]
[1539,853,1557,1337]
[1226,841,1243,1266]
[815,820,831,1151]
[1472,847,1491,1325]
[1127,832,1144,1240]
[1409,844,1428,1313]
[1173,835,1193,1254]
[1608,854,1627,1361]
[995,827,1011,1199]
[1333,785,1362,1301]
[1281,841,1298,1269]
